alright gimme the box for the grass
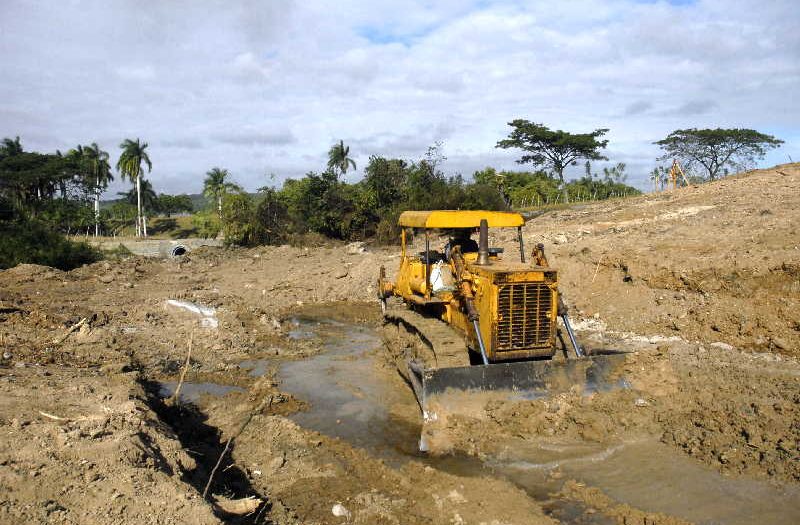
[89,215,199,241]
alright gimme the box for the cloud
[624,101,653,116]
[0,0,797,194]
[114,64,156,81]
[212,129,297,147]
[160,137,204,150]
[667,99,718,116]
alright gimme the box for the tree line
[0,121,784,267]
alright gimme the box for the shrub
[0,220,100,270]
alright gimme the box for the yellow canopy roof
[398,210,524,229]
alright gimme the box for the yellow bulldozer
[378,210,626,443]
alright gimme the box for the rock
[98,274,114,284]
[331,503,351,518]
[334,269,349,279]
[346,241,366,254]
[2,352,11,360]
[269,455,285,471]
[770,337,789,350]
[634,398,649,407]
[710,342,735,352]
[552,234,569,245]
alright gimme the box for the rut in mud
[273,314,800,525]
[143,379,271,523]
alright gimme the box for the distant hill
[101,193,211,211]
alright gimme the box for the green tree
[363,156,407,210]
[116,138,152,237]
[119,179,157,213]
[496,120,609,202]
[0,136,23,158]
[203,167,241,219]
[327,140,356,177]
[156,194,193,217]
[83,143,113,236]
[654,128,783,181]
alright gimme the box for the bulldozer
[377,210,627,447]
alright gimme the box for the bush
[191,210,221,239]
[0,220,100,270]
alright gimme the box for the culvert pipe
[171,245,187,257]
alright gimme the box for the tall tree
[496,120,609,202]
[116,138,152,237]
[80,143,113,236]
[119,179,157,212]
[327,140,356,177]
[203,167,241,219]
[654,128,783,181]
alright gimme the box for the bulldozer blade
[409,353,629,421]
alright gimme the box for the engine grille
[496,282,553,350]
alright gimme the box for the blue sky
[1,0,797,195]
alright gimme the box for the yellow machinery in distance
[378,210,626,431]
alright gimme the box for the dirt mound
[516,163,800,357]
[1,263,65,282]
[0,368,220,524]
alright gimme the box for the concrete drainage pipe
[171,245,187,257]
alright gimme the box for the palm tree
[327,140,356,177]
[119,179,157,211]
[203,167,240,219]
[64,145,89,199]
[116,138,152,237]
[84,143,113,236]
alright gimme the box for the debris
[334,269,349,279]
[51,317,88,346]
[203,396,273,499]
[38,411,69,422]
[212,495,262,516]
[346,241,366,254]
[164,299,218,329]
[332,502,351,518]
[170,333,193,406]
[710,342,735,352]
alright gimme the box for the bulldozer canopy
[398,210,524,229]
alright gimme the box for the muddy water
[158,381,246,403]
[277,317,424,458]
[275,317,800,525]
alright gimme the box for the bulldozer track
[383,304,471,370]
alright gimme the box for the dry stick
[591,255,605,284]
[170,332,194,406]
[38,410,68,421]
[203,395,273,500]
[51,317,88,346]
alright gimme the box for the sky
[1,0,798,196]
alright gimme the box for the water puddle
[275,315,800,525]
[277,317,423,458]
[158,381,245,403]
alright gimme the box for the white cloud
[0,0,797,195]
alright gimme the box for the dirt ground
[0,163,798,524]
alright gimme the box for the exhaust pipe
[476,218,490,265]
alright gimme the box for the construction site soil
[0,163,798,524]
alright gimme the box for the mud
[278,315,800,525]
[0,163,798,523]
